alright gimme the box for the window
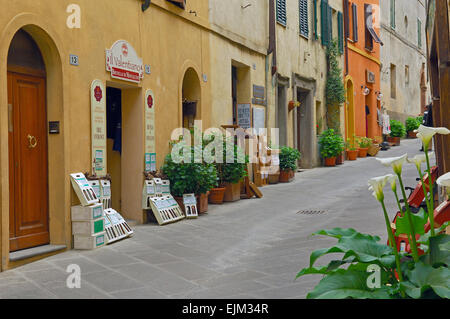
[276,0,287,26]
[390,0,396,29]
[313,0,319,40]
[320,0,332,46]
[390,64,397,99]
[166,0,186,9]
[299,0,309,38]
[352,3,358,42]
[417,18,422,48]
[364,4,383,51]
[338,11,343,54]
[405,65,410,86]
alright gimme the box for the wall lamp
[141,0,151,12]
[361,86,370,96]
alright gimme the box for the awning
[366,4,384,46]
[368,25,384,45]
[167,0,186,9]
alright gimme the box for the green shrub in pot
[318,129,344,159]
[390,119,406,138]
[405,117,420,133]
[216,137,249,185]
[279,146,301,171]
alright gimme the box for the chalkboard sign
[237,104,251,129]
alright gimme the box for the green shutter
[390,0,396,29]
[338,11,343,54]
[328,4,332,42]
[299,0,309,37]
[313,0,318,40]
[321,0,329,46]
[276,0,287,26]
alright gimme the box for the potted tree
[162,146,217,214]
[387,120,406,146]
[356,136,372,158]
[319,129,344,167]
[345,137,358,161]
[405,117,420,138]
[279,146,301,182]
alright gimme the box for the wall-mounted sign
[252,85,267,106]
[91,80,107,177]
[106,40,144,84]
[237,104,251,130]
[145,89,156,172]
[69,54,79,66]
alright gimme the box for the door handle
[27,135,37,149]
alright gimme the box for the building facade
[0,0,213,271]
[344,0,383,140]
[271,0,345,168]
[379,0,429,122]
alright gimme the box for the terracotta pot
[347,150,358,161]
[268,173,280,184]
[336,153,344,165]
[279,169,294,183]
[209,187,226,204]
[197,192,209,214]
[223,182,241,202]
[387,136,401,146]
[324,157,336,167]
[174,196,186,213]
[408,131,417,138]
[358,147,369,158]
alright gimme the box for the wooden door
[8,72,49,252]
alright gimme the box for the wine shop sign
[106,40,144,84]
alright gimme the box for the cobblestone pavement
[0,139,426,299]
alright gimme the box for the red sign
[94,86,103,102]
[106,40,143,84]
[147,95,153,109]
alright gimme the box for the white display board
[237,104,251,129]
[91,80,107,177]
[253,107,265,132]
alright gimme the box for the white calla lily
[436,172,450,188]
[407,152,434,170]
[375,154,408,175]
[368,174,395,202]
[387,174,398,192]
[415,125,450,148]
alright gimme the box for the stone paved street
[0,139,427,299]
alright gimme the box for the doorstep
[9,244,67,262]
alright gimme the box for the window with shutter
[313,0,318,40]
[352,3,358,42]
[390,0,396,29]
[299,0,309,38]
[417,18,422,48]
[338,11,343,54]
[328,5,332,41]
[365,4,373,50]
[321,0,329,46]
[276,0,287,26]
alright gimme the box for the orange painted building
[343,0,383,141]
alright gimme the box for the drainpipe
[268,0,277,75]
[343,0,349,76]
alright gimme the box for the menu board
[91,80,107,177]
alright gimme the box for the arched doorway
[7,29,49,252]
[345,78,355,142]
[181,68,201,129]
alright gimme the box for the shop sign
[91,80,107,177]
[106,40,144,84]
[237,104,251,130]
[145,89,156,172]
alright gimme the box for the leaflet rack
[103,208,134,244]
[161,180,171,195]
[183,194,198,219]
[70,173,99,206]
[149,195,185,225]
[100,180,112,209]
[142,180,156,209]
[88,180,101,199]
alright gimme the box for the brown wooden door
[8,72,49,252]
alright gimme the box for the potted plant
[279,146,301,182]
[405,117,420,138]
[345,137,358,161]
[356,136,372,158]
[388,119,406,146]
[162,145,217,214]
[318,129,344,167]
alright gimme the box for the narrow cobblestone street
[0,139,428,299]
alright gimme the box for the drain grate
[297,209,328,215]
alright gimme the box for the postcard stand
[149,195,185,225]
[70,173,99,206]
[100,180,112,209]
[142,180,156,209]
[183,194,198,219]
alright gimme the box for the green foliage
[390,119,406,137]
[279,146,301,171]
[395,208,428,237]
[416,116,424,125]
[325,40,345,133]
[356,136,373,148]
[405,117,421,132]
[216,136,249,185]
[161,150,218,197]
[345,137,358,151]
[318,129,344,159]
[296,228,450,299]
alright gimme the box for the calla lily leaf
[419,234,450,267]
[312,228,380,241]
[401,261,450,299]
[395,208,428,236]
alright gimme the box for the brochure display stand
[70,173,99,206]
[183,194,198,219]
[149,195,185,225]
[100,180,112,209]
[104,208,134,244]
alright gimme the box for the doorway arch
[345,76,355,142]
[181,67,201,129]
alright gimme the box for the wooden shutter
[328,4,332,42]
[352,3,358,42]
[313,0,318,40]
[276,0,287,26]
[299,0,309,37]
[365,4,373,50]
[321,0,329,46]
[390,0,396,29]
[417,19,422,47]
[338,11,343,54]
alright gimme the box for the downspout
[343,0,349,76]
[267,0,277,143]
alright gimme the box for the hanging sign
[145,89,156,172]
[106,40,144,84]
[91,80,107,177]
